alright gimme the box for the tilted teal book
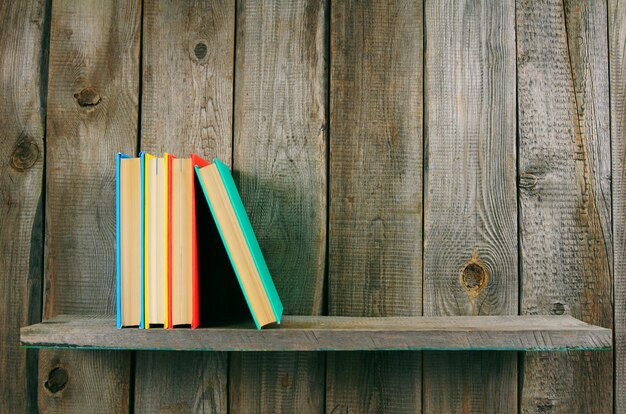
[195,159,283,329]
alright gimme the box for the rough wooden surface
[423,0,518,412]
[517,1,613,412]
[230,1,328,413]
[610,0,626,412]
[328,1,423,412]
[135,352,227,413]
[0,1,48,412]
[135,1,235,412]
[39,0,141,411]
[21,315,612,351]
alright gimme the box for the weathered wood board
[230,1,327,412]
[21,314,612,351]
[423,0,518,412]
[609,0,626,412]
[328,0,423,412]
[0,1,48,412]
[38,0,141,412]
[135,1,235,412]
[517,0,613,412]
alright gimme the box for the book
[143,153,166,328]
[195,158,283,329]
[116,153,145,328]
[165,153,210,328]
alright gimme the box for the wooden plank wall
[0,1,48,412]
[611,0,626,412]
[0,1,621,413]
[328,1,423,412]
[517,1,613,412]
[38,0,140,412]
[423,1,517,412]
[134,1,234,411]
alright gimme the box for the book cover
[195,159,283,329]
[190,154,210,328]
[164,152,174,329]
[139,152,146,329]
[213,159,283,323]
[116,153,130,329]
[116,152,144,328]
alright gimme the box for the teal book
[195,158,283,329]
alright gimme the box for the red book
[190,154,209,328]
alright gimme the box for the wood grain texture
[21,314,613,351]
[231,1,327,412]
[517,0,613,412]
[328,0,423,412]
[0,1,47,412]
[135,1,235,412]
[610,0,626,412]
[423,0,518,412]
[135,352,227,413]
[39,0,140,411]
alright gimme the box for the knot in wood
[519,173,538,190]
[10,135,39,171]
[551,302,565,315]
[44,367,68,394]
[281,373,291,388]
[459,250,489,298]
[194,42,208,59]
[74,87,101,107]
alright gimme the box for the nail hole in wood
[44,367,68,394]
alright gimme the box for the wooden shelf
[20,315,611,352]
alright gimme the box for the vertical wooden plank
[517,1,612,412]
[0,1,48,412]
[39,0,140,412]
[327,1,423,413]
[423,0,517,413]
[610,0,626,412]
[134,1,234,412]
[230,1,327,413]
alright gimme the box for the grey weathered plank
[517,0,613,412]
[0,1,48,412]
[135,352,227,413]
[231,1,327,412]
[327,1,423,412]
[135,1,235,412]
[38,0,140,411]
[610,0,626,412]
[423,0,518,412]
[21,315,612,351]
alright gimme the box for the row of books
[116,153,283,329]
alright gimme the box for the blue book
[116,153,145,328]
[195,159,283,329]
